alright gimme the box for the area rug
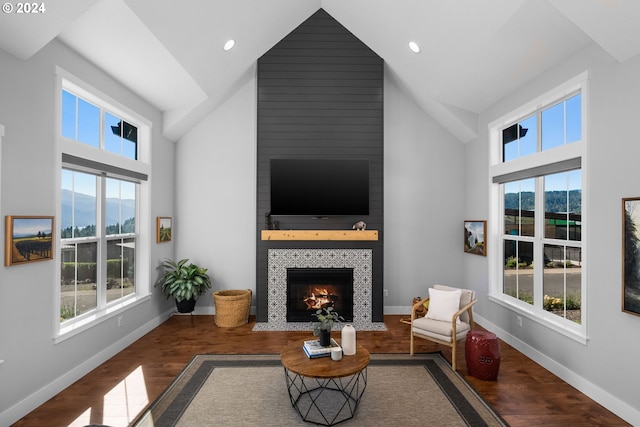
[132,353,508,427]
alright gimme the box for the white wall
[465,44,640,424]
[175,67,258,310]
[383,69,466,311]
[0,41,176,425]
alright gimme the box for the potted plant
[312,307,344,346]
[155,258,212,313]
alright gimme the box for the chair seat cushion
[412,317,471,343]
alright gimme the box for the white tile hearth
[252,249,386,331]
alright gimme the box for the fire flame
[303,287,333,310]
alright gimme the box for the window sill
[488,294,588,345]
[54,293,151,344]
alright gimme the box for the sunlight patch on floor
[103,366,149,426]
[68,365,149,426]
[68,408,92,427]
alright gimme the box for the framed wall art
[5,215,54,266]
[622,198,640,316]
[157,216,172,243]
[464,220,486,256]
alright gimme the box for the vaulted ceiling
[1,0,639,142]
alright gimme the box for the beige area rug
[132,353,508,427]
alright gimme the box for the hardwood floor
[13,315,629,427]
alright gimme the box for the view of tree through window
[60,169,98,320]
[60,170,137,321]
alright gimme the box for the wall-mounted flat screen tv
[270,159,369,216]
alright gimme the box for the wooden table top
[281,340,370,379]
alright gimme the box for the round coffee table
[281,340,370,426]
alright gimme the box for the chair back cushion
[433,285,475,323]
[425,287,462,324]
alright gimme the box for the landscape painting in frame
[464,220,486,256]
[622,198,640,316]
[5,216,54,266]
[157,217,172,243]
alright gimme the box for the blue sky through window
[62,89,137,160]
[504,93,581,162]
[77,98,100,147]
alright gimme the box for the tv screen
[270,159,369,216]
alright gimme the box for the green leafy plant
[505,256,529,269]
[60,303,75,322]
[311,307,344,336]
[155,258,212,302]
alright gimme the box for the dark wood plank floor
[12,315,629,426]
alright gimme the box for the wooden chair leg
[410,332,414,356]
[451,342,457,371]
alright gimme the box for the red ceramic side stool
[465,330,500,380]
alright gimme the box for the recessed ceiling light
[408,41,420,54]
[223,39,235,51]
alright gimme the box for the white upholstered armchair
[409,285,477,371]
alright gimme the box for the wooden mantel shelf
[261,230,378,241]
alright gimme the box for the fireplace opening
[286,268,354,322]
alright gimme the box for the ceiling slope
[549,0,640,63]
[0,0,98,60]
[57,0,207,113]
[1,0,639,143]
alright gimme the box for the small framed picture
[622,198,640,316]
[5,216,54,266]
[464,220,486,256]
[157,217,172,243]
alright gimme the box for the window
[502,93,581,162]
[489,73,586,341]
[57,71,150,338]
[502,171,582,320]
[62,89,138,159]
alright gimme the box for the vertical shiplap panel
[256,9,384,321]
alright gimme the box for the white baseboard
[0,310,172,427]
[473,313,640,426]
[382,305,410,315]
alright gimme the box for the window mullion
[97,174,107,309]
[536,110,542,152]
[99,107,104,151]
[498,184,506,295]
[533,176,545,310]
[133,183,140,288]
[74,96,79,141]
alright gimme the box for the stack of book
[302,338,341,358]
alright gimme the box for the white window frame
[488,72,588,344]
[54,68,152,342]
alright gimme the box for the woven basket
[212,289,252,327]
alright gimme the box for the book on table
[303,338,341,358]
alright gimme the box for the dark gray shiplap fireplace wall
[256,9,384,322]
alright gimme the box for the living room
[1,1,640,426]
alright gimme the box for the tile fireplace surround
[252,248,387,331]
